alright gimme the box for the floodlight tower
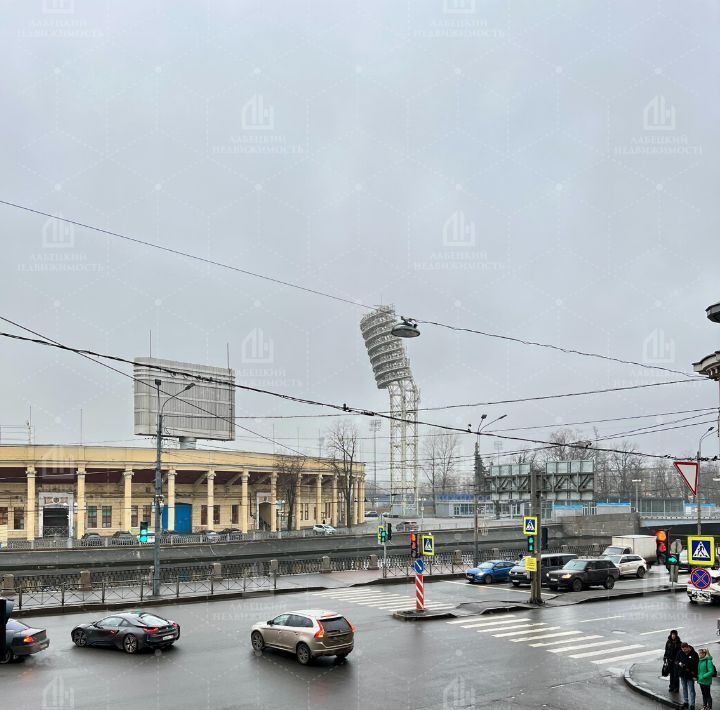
[360,306,420,515]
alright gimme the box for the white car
[312,524,336,535]
[687,567,720,604]
[603,553,647,578]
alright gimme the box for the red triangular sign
[673,460,699,495]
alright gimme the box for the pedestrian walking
[676,641,700,710]
[698,647,715,710]
[665,630,683,693]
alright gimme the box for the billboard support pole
[153,379,163,597]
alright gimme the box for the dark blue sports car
[465,559,517,584]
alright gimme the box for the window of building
[201,505,207,526]
[304,503,309,520]
[0,507,7,525]
[231,505,239,525]
[102,506,112,528]
[213,505,220,525]
[131,505,138,528]
[142,505,152,526]
[87,505,97,528]
[13,508,24,530]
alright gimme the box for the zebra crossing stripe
[547,639,622,654]
[493,626,560,639]
[447,615,519,625]
[530,634,602,648]
[512,630,582,643]
[591,649,663,665]
[569,644,643,660]
[475,623,545,635]
[460,617,531,629]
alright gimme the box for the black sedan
[71,611,180,654]
[2,618,50,663]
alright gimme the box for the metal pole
[473,441,479,567]
[697,446,702,536]
[153,380,162,597]
[530,465,543,605]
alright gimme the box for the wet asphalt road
[2,577,714,710]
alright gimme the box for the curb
[623,665,680,708]
[392,609,454,622]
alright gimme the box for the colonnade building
[0,445,366,540]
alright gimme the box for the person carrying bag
[698,647,715,710]
[665,630,682,694]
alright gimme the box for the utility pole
[529,465,543,605]
[369,419,381,505]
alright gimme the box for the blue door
[161,503,192,534]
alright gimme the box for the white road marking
[493,626,560,639]
[592,649,663,665]
[460,617,531,629]
[576,615,624,623]
[569,644,643,659]
[475,623,546,635]
[530,634,603,648]
[639,627,684,636]
[547,639,623,653]
[447,615,520,625]
[512,630,582,643]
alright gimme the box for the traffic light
[527,534,536,554]
[386,522,392,541]
[139,520,149,544]
[377,526,387,544]
[1,597,15,662]
[655,529,668,565]
[410,532,418,558]
[541,526,549,550]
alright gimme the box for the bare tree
[274,455,306,531]
[422,432,458,513]
[326,420,359,528]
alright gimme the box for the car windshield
[564,560,588,570]
[478,562,494,569]
[606,555,622,564]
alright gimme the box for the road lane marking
[547,639,622,653]
[512,630,582,643]
[493,626,560,638]
[475,623,545,634]
[569,644,643,659]
[460,617,531,629]
[592,649,663,665]
[440,581,553,598]
[530,634,602,648]
[639,627,684,636]
[447,615,520,625]
[576,615,624,623]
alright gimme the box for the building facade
[0,445,365,540]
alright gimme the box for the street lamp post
[631,478,642,514]
[697,426,716,536]
[152,379,194,597]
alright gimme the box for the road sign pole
[416,571,424,612]
[697,448,702,536]
[529,467,543,605]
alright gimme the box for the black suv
[547,558,620,592]
[508,553,578,587]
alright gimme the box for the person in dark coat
[676,642,700,710]
[665,630,683,693]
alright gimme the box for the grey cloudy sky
[1,0,719,479]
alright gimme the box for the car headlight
[561,574,572,579]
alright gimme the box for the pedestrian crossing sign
[522,516,538,536]
[688,536,715,567]
[421,534,434,557]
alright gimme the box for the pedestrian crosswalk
[310,588,455,611]
[445,613,665,668]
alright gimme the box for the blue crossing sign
[421,534,434,557]
[414,559,424,574]
[688,536,715,567]
[522,516,538,536]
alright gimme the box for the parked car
[312,524,336,535]
[219,527,242,536]
[547,558,620,592]
[251,609,354,665]
[196,529,220,542]
[71,611,180,654]
[80,532,103,546]
[110,530,135,545]
[465,560,517,584]
[602,553,647,578]
[509,553,578,587]
[364,511,379,519]
[395,521,419,532]
[2,618,50,664]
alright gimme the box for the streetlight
[152,378,194,596]
[631,478,642,514]
[391,317,420,338]
[697,425,717,535]
[474,414,507,567]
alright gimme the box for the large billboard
[133,357,235,441]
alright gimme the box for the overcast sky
[1,0,719,482]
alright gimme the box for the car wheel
[123,634,139,654]
[0,648,14,664]
[251,631,265,652]
[604,576,615,590]
[484,575,493,585]
[511,582,520,587]
[296,642,312,665]
[571,578,583,593]
[636,567,646,579]
[72,629,88,647]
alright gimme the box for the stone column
[167,469,176,532]
[25,467,36,541]
[123,468,133,531]
[76,468,86,538]
[241,471,250,534]
[270,472,277,532]
[293,474,302,530]
[359,475,365,521]
[206,470,216,530]
[315,473,323,524]
[353,475,361,525]
[331,475,338,527]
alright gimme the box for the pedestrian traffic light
[139,521,149,544]
[377,526,387,544]
[410,532,418,557]
[666,552,679,566]
[527,534,536,553]
[655,529,668,565]
[386,522,392,541]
